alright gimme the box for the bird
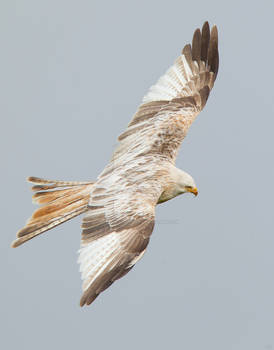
[12,21,219,306]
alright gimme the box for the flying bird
[12,21,219,306]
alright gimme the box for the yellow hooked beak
[187,187,198,196]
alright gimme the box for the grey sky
[1,1,274,349]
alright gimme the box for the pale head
[158,167,198,204]
[172,168,198,197]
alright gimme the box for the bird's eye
[185,185,192,189]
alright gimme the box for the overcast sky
[1,1,274,349]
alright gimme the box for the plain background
[1,1,274,349]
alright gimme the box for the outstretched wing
[110,22,218,168]
[78,181,158,306]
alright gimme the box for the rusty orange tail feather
[11,177,94,248]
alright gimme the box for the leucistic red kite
[12,22,219,306]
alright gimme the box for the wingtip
[202,21,210,33]
[79,289,99,307]
[182,43,191,56]
[79,292,87,307]
[193,28,202,38]
[210,25,218,42]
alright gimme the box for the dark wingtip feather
[211,25,218,44]
[192,28,202,62]
[79,291,98,307]
[203,21,209,29]
[208,25,219,76]
[201,21,210,62]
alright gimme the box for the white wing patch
[143,53,193,103]
[78,232,121,291]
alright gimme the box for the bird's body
[12,22,219,306]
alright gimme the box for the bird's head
[174,168,198,197]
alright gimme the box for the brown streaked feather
[28,176,93,186]
[32,187,83,205]
[31,184,58,191]
[118,123,148,142]
[12,207,86,248]
[30,190,89,218]
[182,44,195,73]
[128,100,167,127]
[28,197,88,224]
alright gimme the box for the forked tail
[12,177,94,248]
